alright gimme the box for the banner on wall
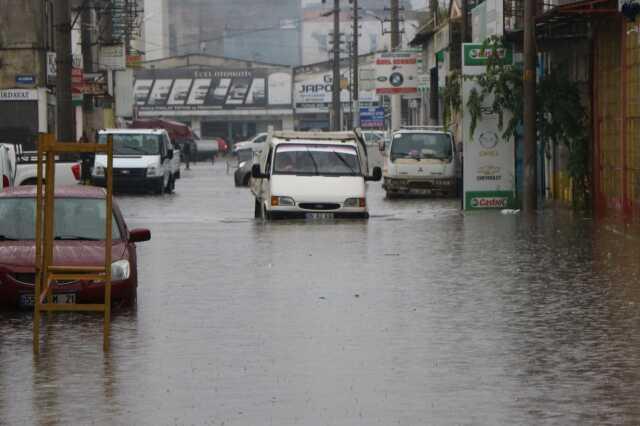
[462,43,517,210]
[133,68,292,111]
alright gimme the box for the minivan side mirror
[366,166,382,182]
[166,149,174,160]
[129,228,151,243]
[251,163,269,179]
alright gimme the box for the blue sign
[16,75,36,85]
[359,107,385,128]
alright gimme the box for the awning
[409,23,437,46]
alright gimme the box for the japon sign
[374,51,421,95]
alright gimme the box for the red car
[0,186,150,309]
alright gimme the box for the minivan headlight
[111,260,131,281]
[93,166,105,177]
[344,198,366,208]
[271,196,295,207]
[146,166,158,177]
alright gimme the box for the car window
[265,147,273,174]
[255,134,267,144]
[390,133,453,161]
[0,197,122,241]
[99,133,162,156]
[273,144,361,176]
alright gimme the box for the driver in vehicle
[275,152,296,172]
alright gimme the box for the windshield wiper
[0,235,18,241]
[54,236,101,241]
[304,148,320,175]
[119,145,150,155]
[331,151,358,175]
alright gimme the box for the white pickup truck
[10,146,80,186]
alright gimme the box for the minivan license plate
[19,293,76,308]
[306,212,334,220]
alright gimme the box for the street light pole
[54,0,74,142]
[523,0,537,211]
[332,0,342,131]
[390,0,402,131]
[352,0,359,129]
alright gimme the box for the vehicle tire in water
[154,179,164,195]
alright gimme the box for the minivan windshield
[390,133,452,162]
[274,144,361,176]
[0,197,121,241]
[99,133,162,156]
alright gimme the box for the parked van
[250,131,382,219]
[93,129,177,194]
[381,126,458,198]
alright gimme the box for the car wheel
[154,179,164,195]
[254,199,262,218]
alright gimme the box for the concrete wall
[0,0,47,88]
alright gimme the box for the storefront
[0,88,51,150]
[593,10,640,221]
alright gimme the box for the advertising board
[133,68,292,111]
[462,43,516,210]
[374,51,421,95]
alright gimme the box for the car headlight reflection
[271,196,295,207]
[344,198,366,208]
[111,260,131,281]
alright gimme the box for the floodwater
[2,152,640,425]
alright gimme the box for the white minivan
[93,129,177,194]
[250,131,382,219]
[382,127,459,198]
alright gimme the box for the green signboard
[463,44,514,67]
[464,191,516,210]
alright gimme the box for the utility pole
[352,0,359,129]
[54,0,74,142]
[461,0,470,43]
[332,0,342,131]
[523,0,537,211]
[390,0,402,131]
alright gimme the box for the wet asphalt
[2,151,640,425]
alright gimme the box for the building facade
[133,54,294,142]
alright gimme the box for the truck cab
[250,130,381,219]
[382,127,458,198]
[93,129,176,194]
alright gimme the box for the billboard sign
[294,70,378,110]
[99,44,126,70]
[359,106,385,128]
[462,43,516,210]
[375,51,421,95]
[46,52,84,85]
[133,68,292,111]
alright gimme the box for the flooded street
[2,153,640,425]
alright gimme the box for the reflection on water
[2,162,640,425]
